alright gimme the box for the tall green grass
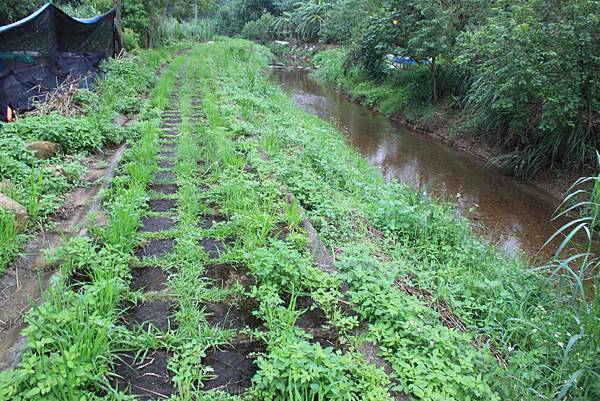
[0,211,19,275]
[536,152,600,398]
[162,18,215,44]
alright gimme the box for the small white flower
[558,342,564,348]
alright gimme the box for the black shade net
[0,3,116,119]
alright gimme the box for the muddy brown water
[270,69,564,259]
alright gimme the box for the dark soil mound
[113,350,174,401]
[131,266,169,292]
[202,341,264,394]
[135,238,175,258]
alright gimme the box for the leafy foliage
[458,0,600,177]
[241,12,275,42]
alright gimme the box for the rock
[45,164,68,179]
[0,180,15,195]
[0,194,29,232]
[26,141,59,160]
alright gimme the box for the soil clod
[135,238,175,258]
[113,350,175,401]
[202,341,264,394]
[131,266,169,292]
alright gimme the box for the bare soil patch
[204,263,255,289]
[202,341,264,394]
[158,160,175,169]
[161,143,177,151]
[160,130,179,139]
[125,300,176,332]
[203,298,262,330]
[155,171,175,182]
[140,216,176,233]
[131,266,169,292]
[200,214,228,230]
[283,295,327,330]
[159,150,176,158]
[113,349,175,401]
[150,183,178,195]
[200,238,235,259]
[148,198,177,213]
[135,238,175,258]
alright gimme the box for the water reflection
[270,69,562,259]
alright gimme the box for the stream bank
[269,45,591,202]
[269,68,568,259]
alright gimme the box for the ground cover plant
[0,38,598,401]
[202,38,599,400]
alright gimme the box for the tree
[0,0,46,25]
[392,0,488,102]
[457,0,600,176]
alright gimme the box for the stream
[270,68,563,260]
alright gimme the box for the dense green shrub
[163,18,215,43]
[0,0,45,25]
[319,0,378,44]
[0,134,35,180]
[457,1,600,177]
[241,13,274,42]
[1,115,107,153]
[215,0,277,36]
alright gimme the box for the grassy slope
[0,39,596,401]
[224,40,596,400]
